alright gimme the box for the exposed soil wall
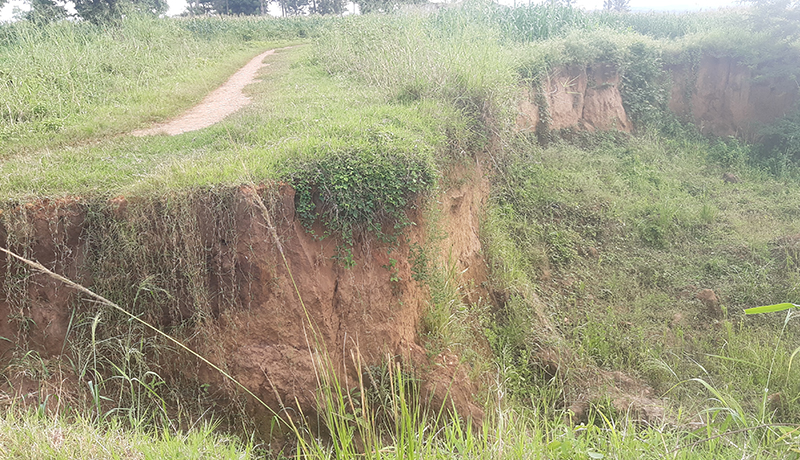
[518,55,799,139]
[0,163,489,434]
[517,63,633,134]
[669,55,799,139]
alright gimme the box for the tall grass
[0,15,321,154]
[316,11,517,134]
[593,10,740,40]
[431,0,589,44]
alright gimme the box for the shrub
[288,147,437,251]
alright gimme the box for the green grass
[0,15,319,156]
[484,131,800,422]
[4,4,800,459]
[0,45,460,201]
[0,408,254,459]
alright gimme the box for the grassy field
[3,2,800,458]
[0,15,319,156]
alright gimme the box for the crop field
[2,1,800,459]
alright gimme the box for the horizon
[1,0,740,23]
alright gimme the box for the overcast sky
[1,0,739,25]
[505,0,738,10]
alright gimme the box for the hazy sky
[1,0,740,25]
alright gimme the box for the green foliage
[485,127,800,424]
[177,15,321,40]
[545,227,579,267]
[745,303,798,314]
[595,10,724,39]
[481,1,590,43]
[432,1,725,45]
[73,0,167,24]
[25,0,70,25]
[580,309,643,369]
[356,0,427,14]
[603,0,629,13]
[708,137,750,169]
[0,411,253,459]
[757,108,800,166]
[274,0,310,16]
[288,147,436,249]
[316,8,517,140]
[619,41,669,129]
[408,242,429,282]
[212,0,263,15]
[6,6,800,458]
[311,0,346,15]
[744,0,800,44]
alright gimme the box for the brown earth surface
[0,168,490,437]
[517,63,633,134]
[669,55,799,139]
[518,55,799,139]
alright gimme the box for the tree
[744,0,800,42]
[73,0,167,23]
[212,0,261,15]
[26,0,69,24]
[186,0,215,15]
[73,0,124,23]
[309,0,344,15]
[273,0,308,16]
[355,0,425,14]
[603,0,630,12]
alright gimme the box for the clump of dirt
[533,340,665,426]
[696,288,723,319]
[723,172,741,184]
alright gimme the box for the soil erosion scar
[132,48,276,136]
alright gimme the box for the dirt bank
[0,159,489,435]
[518,55,799,138]
[669,54,799,139]
[517,63,632,135]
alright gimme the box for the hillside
[2,3,800,458]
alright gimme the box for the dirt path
[132,49,277,137]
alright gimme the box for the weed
[288,147,436,254]
[408,242,429,282]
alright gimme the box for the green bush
[288,147,437,250]
[756,108,800,165]
[620,41,669,130]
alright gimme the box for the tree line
[1,0,428,24]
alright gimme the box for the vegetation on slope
[3,1,800,458]
[312,2,800,457]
